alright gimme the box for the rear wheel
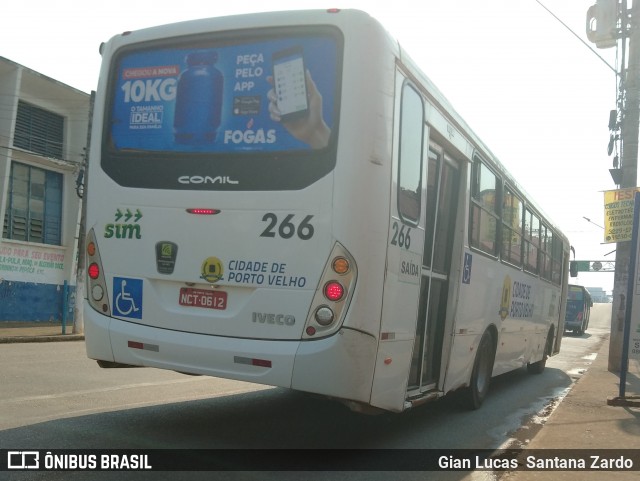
[527,330,553,374]
[463,330,496,410]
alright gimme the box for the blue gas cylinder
[174,51,223,144]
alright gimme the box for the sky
[3,0,623,292]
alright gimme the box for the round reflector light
[324,281,344,302]
[91,284,104,301]
[88,263,100,280]
[87,242,96,256]
[315,306,335,326]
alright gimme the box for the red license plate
[179,288,227,310]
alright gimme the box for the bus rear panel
[85,12,382,405]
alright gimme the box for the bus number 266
[260,214,315,240]
[391,222,411,249]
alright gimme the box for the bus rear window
[103,27,342,191]
[568,286,584,301]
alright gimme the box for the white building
[0,57,90,322]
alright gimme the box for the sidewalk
[502,335,640,481]
[0,322,84,343]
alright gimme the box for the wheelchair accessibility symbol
[113,277,143,319]
[462,252,472,285]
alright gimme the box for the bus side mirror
[570,261,578,277]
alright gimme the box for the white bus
[84,9,569,413]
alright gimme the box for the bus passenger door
[371,78,462,412]
[371,80,427,412]
[408,145,460,392]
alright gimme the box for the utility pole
[587,1,640,371]
[73,91,94,335]
[610,1,640,372]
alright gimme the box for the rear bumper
[84,306,377,403]
[85,305,298,387]
[564,320,582,330]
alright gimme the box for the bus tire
[463,330,496,410]
[527,329,553,374]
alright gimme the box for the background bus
[565,284,592,336]
[84,9,570,414]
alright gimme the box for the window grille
[13,101,64,160]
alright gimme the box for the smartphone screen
[272,46,309,121]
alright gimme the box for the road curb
[0,335,84,344]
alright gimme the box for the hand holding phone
[272,46,309,121]
[268,47,331,149]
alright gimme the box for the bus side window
[469,159,499,256]
[501,186,523,267]
[540,224,552,280]
[523,209,540,274]
[397,83,424,225]
[551,233,563,285]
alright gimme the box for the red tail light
[324,281,345,302]
[88,263,100,280]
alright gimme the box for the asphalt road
[0,305,613,481]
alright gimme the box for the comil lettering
[178,175,239,185]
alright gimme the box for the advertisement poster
[110,35,338,154]
[603,187,640,243]
[0,244,66,284]
[630,194,640,361]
